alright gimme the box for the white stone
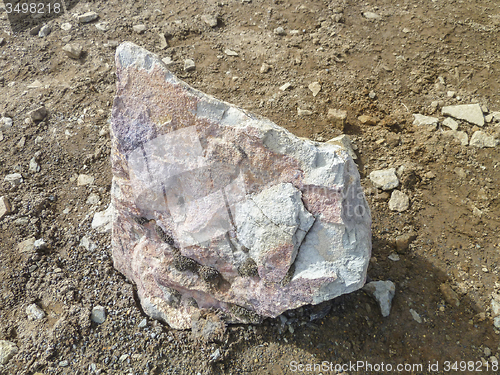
[86,193,100,205]
[363,12,381,20]
[308,82,321,97]
[26,303,46,320]
[442,117,459,131]
[29,157,40,173]
[95,22,110,32]
[413,114,438,127]
[91,204,113,233]
[38,25,51,37]
[224,48,239,56]
[491,297,500,317]
[0,117,13,130]
[184,59,195,72]
[17,237,35,253]
[77,174,94,186]
[410,308,422,323]
[0,196,11,219]
[442,104,484,126]
[79,235,97,251]
[90,306,106,324]
[201,14,218,27]
[469,131,498,148]
[369,168,399,190]
[60,23,72,31]
[0,340,18,365]
[279,82,292,91]
[78,11,98,23]
[363,280,396,317]
[388,190,410,212]
[62,43,83,59]
[162,56,174,67]
[297,108,313,116]
[33,239,48,251]
[133,24,147,34]
[4,173,23,186]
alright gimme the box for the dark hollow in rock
[229,304,262,324]
[173,254,199,272]
[280,264,295,287]
[237,258,258,277]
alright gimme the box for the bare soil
[1,0,500,374]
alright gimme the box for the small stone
[38,25,51,37]
[158,33,168,49]
[469,131,498,148]
[402,27,411,33]
[119,354,129,362]
[33,239,48,251]
[274,26,286,36]
[442,117,459,131]
[484,347,492,357]
[308,82,321,97]
[0,196,12,219]
[368,91,376,99]
[447,90,456,98]
[60,23,72,31]
[133,24,147,34]
[59,360,69,367]
[29,157,40,173]
[0,130,3,141]
[224,48,239,56]
[201,14,218,27]
[78,11,98,23]
[363,12,382,20]
[279,82,292,91]
[0,340,18,365]
[90,306,106,324]
[86,193,100,205]
[79,235,97,251]
[77,174,95,186]
[17,237,36,253]
[138,318,147,328]
[440,284,460,307]
[26,303,46,320]
[388,190,410,212]
[184,59,196,72]
[394,232,416,253]
[363,280,396,317]
[1,117,13,130]
[388,253,400,261]
[491,111,500,121]
[260,63,271,73]
[494,317,500,329]
[369,168,399,190]
[162,56,174,67]
[442,130,469,146]
[63,43,83,59]
[491,295,500,317]
[485,114,493,123]
[410,309,422,323]
[358,115,378,125]
[95,22,110,32]
[91,205,113,233]
[413,113,438,127]
[297,108,313,116]
[442,103,484,126]
[4,173,23,187]
[327,109,347,130]
[30,106,48,122]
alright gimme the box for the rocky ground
[0,0,500,374]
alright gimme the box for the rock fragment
[410,309,422,323]
[327,109,347,130]
[60,23,72,31]
[369,168,399,190]
[0,196,12,219]
[442,130,468,146]
[26,303,46,320]
[442,117,459,131]
[224,48,239,56]
[184,59,196,72]
[440,284,460,307]
[63,43,83,59]
[260,63,271,73]
[1,117,13,130]
[363,280,396,317]
[274,26,286,35]
[4,173,23,187]
[388,190,410,212]
[77,174,94,186]
[29,106,47,122]
[308,82,321,97]
[469,131,498,148]
[29,157,40,173]
[78,11,98,23]
[442,103,484,126]
[297,108,313,116]
[90,306,106,324]
[133,24,147,34]
[91,205,113,233]
[0,340,18,365]
[201,14,218,27]
[38,24,51,37]
[358,115,378,125]
[363,12,382,20]
[413,114,438,127]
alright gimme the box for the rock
[162,56,174,67]
[326,135,357,160]
[78,11,98,23]
[0,130,3,141]
[279,82,292,91]
[0,340,18,365]
[29,157,40,173]
[1,117,13,130]
[60,23,72,31]
[110,42,371,329]
[327,109,347,130]
[86,193,100,205]
[442,104,484,126]
[484,347,492,357]
[297,108,313,116]
[369,168,399,190]
[388,253,400,261]
[59,360,69,367]
[17,237,36,253]
[260,63,271,73]
[494,317,500,329]
[413,113,438,127]
[0,196,12,219]
[440,284,460,307]
[274,26,286,36]
[201,14,218,27]
[368,91,376,99]
[4,173,23,187]
[184,59,196,72]
[63,43,83,59]
[358,115,377,125]
[90,306,106,324]
[363,280,395,317]
[447,90,456,98]
[363,12,382,20]
[388,190,410,212]
[133,24,147,34]
[491,294,500,317]
[442,117,459,131]
[138,318,147,328]
[29,106,47,122]
[158,33,168,49]
[442,130,469,146]
[224,48,239,56]
[77,174,94,186]
[79,235,97,251]
[469,131,498,148]
[394,232,416,253]
[308,82,321,97]
[33,239,48,251]
[26,303,46,320]
[38,25,51,37]
[410,308,422,323]
[95,22,110,32]
[91,205,113,233]
[491,111,500,121]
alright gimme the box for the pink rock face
[111,42,372,329]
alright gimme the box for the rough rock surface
[363,280,396,317]
[441,104,484,126]
[110,42,371,329]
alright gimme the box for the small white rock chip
[4,173,23,187]
[60,23,72,31]
[369,168,399,190]
[26,303,46,320]
[413,113,438,127]
[17,237,36,253]
[162,56,174,67]
[184,59,196,72]
[63,43,83,59]
[0,196,12,219]
[201,14,218,27]
[308,81,321,97]
[0,340,18,365]
[442,117,459,131]
[388,190,410,212]
[297,108,313,116]
[469,131,498,148]
[133,24,147,34]
[77,174,95,186]
[29,157,40,173]
[279,82,292,91]
[327,109,347,130]
[363,12,382,20]
[442,103,484,126]
[91,306,106,324]
[91,205,113,233]
[138,318,147,328]
[388,253,400,261]
[1,117,13,129]
[78,11,98,23]
[38,24,51,37]
[95,22,110,32]
[491,295,500,317]
[410,308,422,323]
[274,26,286,36]
[86,193,100,205]
[260,63,271,74]
[363,280,396,317]
[79,235,97,251]
[224,48,239,56]
[158,33,168,49]
[33,238,48,251]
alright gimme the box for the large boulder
[110,42,371,329]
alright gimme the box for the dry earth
[1,0,500,374]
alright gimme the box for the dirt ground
[1,0,500,374]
